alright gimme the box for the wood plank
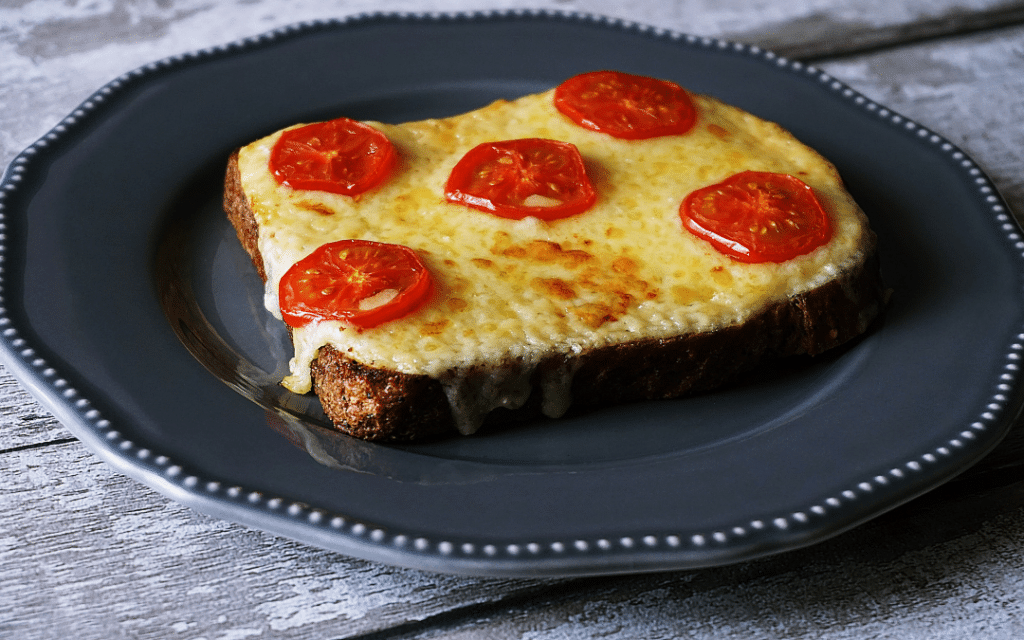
[0,441,554,639]
[0,369,74,452]
[726,0,1024,59]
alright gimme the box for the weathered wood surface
[4,1,1024,639]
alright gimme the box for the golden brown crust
[223,150,267,281]
[224,152,887,443]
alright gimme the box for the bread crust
[224,152,886,443]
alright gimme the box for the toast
[224,71,887,442]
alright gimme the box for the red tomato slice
[554,70,697,139]
[279,239,433,328]
[269,118,397,196]
[680,171,833,263]
[444,138,597,221]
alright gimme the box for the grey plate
[1,11,1022,577]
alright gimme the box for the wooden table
[4,1,1024,637]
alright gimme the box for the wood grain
[0,442,553,639]
[0,375,70,450]
[5,1,1024,639]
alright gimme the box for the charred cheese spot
[533,277,577,300]
[706,123,731,139]
[672,284,714,305]
[574,303,620,329]
[492,237,593,269]
[611,256,638,274]
[420,320,450,336]
[709,265,734,286]
[296,201,336,216]
[445,298,468,312]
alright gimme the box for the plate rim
[2,9,1022,577]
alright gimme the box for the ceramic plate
[2,11,1023,577]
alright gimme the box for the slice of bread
[223,75,887,442]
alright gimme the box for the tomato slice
[445,138,597,221]
[554,70,697,140]
[279,239,433,328]
[680,171,833,263]
[269,118,397,196]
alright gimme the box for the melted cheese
[237,89,872,434]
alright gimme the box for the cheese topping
[237,89,871,433]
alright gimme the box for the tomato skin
[444,138,597,221]
[279,239,433,329]
[269,118,397,196]
[554,70,697,140]
[680,171,833,263]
